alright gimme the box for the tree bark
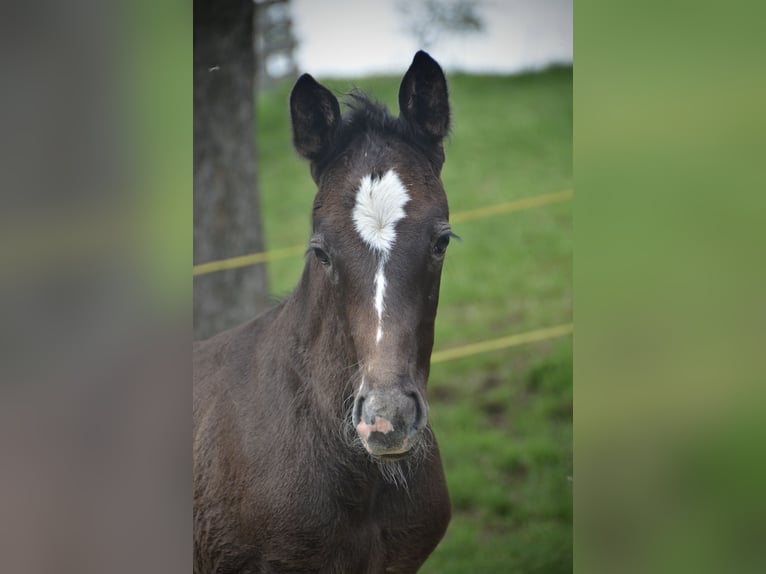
[194,0,270,340]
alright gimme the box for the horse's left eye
[433,234,450,256]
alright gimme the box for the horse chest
[239,471,446,573]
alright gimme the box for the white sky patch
[291,0,572,77]
[352,169,410,344]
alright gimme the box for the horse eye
[313,247,331,266]
[433,234,450,256]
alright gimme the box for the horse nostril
[409,391,427,432]
[352,394,365,426]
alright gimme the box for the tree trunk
[194,0,270,340]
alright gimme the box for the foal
[194,51,454,573]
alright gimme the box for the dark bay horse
[194,51,454,573]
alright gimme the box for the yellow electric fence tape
[430,323,573,364]
[193,189,573,276]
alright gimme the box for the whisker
[328,359,435,493]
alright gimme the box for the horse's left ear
[398,51,450,143]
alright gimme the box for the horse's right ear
[290,74,341,161]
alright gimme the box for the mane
[313,90,444,176]
[341,90,403,139]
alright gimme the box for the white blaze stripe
[374,263,386,343]
[352,169,410,344]
[352,170,410,256]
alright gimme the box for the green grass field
[256,66,572,572]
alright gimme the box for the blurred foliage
[395,0,485,50]
[255,67,572,571]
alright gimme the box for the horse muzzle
[352,382,427,458]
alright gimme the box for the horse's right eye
[313,247,331,266]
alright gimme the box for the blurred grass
[255,67,572,572]
[575,4,766,573]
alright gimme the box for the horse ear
[290,74,341,161]
[398,51,450,142]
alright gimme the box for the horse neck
[277,263,360,419]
